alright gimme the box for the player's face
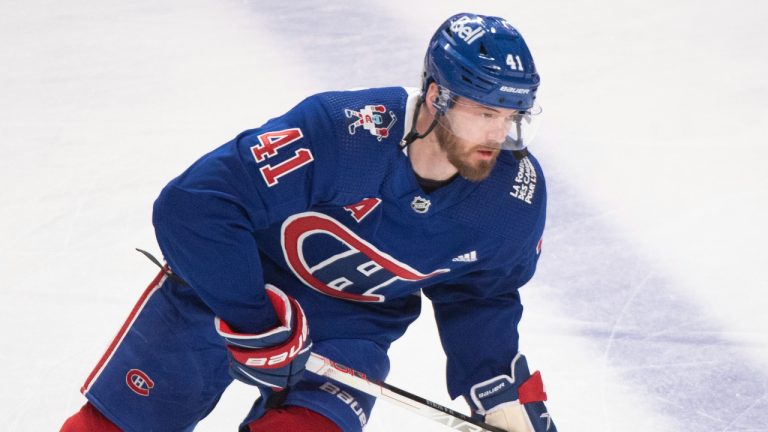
[434,98,515,181]
[434,119,499,182]
[435,91,542,153]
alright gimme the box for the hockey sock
[246,405,341,432]
[60,402,122,432]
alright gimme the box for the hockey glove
[215,284,312,390]
[467,353,556,432]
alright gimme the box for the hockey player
[61,13,556,432]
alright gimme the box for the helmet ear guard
[431,85,454,116]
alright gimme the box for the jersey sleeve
[422,211,545,400]
[152,95,338,333]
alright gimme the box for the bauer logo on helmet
[500,86,530,94]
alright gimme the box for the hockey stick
[306,352,506,432]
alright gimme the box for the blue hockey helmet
[419,13,542,150]
[422,13,540,112]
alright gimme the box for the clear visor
[436,88,543,151]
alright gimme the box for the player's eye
[506,112,528,122]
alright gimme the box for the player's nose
[486,126,507,146]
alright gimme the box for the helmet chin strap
[399,97,440,150]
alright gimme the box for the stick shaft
[305,352,506,432]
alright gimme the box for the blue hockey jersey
[152,86,546,400]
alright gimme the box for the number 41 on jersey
[250,128,314,187]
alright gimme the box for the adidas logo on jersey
[452,251,477,263]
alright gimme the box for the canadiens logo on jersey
[344,104,397,141]
[281,212,449,302]
[126,369,154,396]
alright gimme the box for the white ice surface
[1,0,767,431]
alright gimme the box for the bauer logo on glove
[468,353,556,432]
[215,284,313,390]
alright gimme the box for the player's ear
[425,82,440,116]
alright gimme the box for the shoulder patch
[509,156,538,205]
[344,104,397,141]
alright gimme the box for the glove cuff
[215,284,295,348]
[469,375,518,415]
[468,353,548,415]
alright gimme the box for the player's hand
[215,284,312,390]
[468,353,556,432]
